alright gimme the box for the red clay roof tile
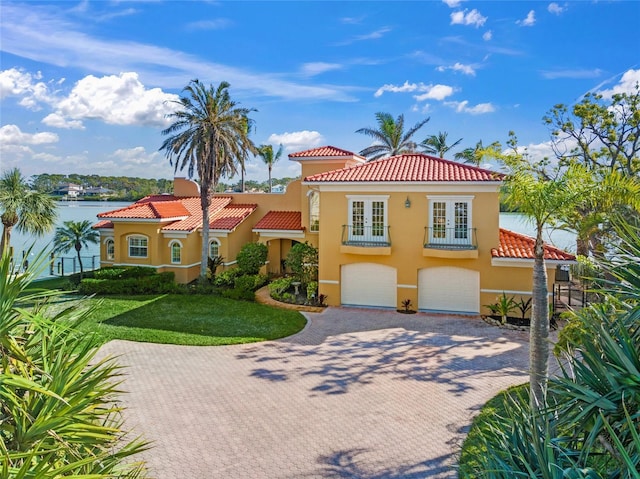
[209,204,257,230]
[93,220,113,229]
[304,153,502,183]
[253,211,303,231]
[492,228,575,261]
[289,145,364,159]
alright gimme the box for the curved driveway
[100,308,539,479]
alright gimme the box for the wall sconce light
[404,196,411,208]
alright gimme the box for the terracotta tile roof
[209,204,257,230]
[492,228,576,261]
[289,145,364,159]
[161,197,233,231]
[253,211,303,231]
[93,220,113,229]
[97,195,200,220]
[304,153,502,183]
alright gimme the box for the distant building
[271,184,286,193]
[53,183,83,198]
[83,186,115,198]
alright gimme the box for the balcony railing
[424,227,477,250]
[342,225,391,246]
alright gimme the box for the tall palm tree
[454,140,501,166]
[356,112,430,161]
[256,144,284,192]
[0,168,57,256]
[53,220,99,280]
[420,131,462,158]
[160,79,257,280]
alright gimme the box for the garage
[341,263,397,308]
[418,266,480,313]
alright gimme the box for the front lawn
[44,293,307,346]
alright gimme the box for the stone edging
[481,315,529,331]
[255,286,326,313]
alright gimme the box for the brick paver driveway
[100,308,537,479]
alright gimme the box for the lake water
[9,202,577,278]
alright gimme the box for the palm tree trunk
[200,191,210,281]
[268,165,272,193]
[530,232,550,411]
[0,224,11,257]
[76,247,84,280]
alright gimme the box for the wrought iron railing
[342,225,391,246]
[423,227,477,249]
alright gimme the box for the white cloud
[598,69,640,98]
[335,27,392,46]
[375,81,424,97]
[0,68,53,109]
[548,3,565,15]
[414,84,455,101]
[42,113,85,129]
[300,62,343,77]
[442,0,465,7]
[437,62,476,76]
[450,9,487,28]
[185,19,232,31]
[268,130,324,152]
[53,72,179,127]
[483,30,492,41]
[445,100,495,114]
[0,124,59,145]
[517,10,536,27]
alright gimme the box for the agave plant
[0,249,149,478]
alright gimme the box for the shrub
[285,242,318,285]
[213,268,242,288]
[306,281,318,301]
[236,242,268,275]
[79,271,176,295]
[269,277,294,301]
[234,273,269,292]
[93,266,157,280]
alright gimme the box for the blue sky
[1,0,639,183]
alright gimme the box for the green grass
[41,293,307,346]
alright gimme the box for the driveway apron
[99,308,536,478]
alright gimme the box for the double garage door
[341,263,479,313]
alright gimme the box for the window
[170,241,181,264]
[427,196,473,245]
[309,190,320,232]
[105,239,115,260]
[128,235,148,258]
[347,196,389,243]
[209,238,220,258]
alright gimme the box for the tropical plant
[515,296,532,320]
[236,242,268,275]
[53,219,100,280]
[491,132,588,410]
[355,112,430,161]
[256,144,284,192]
[0,167,57,256]
[485,293,517,324]
[420,131,462,158]
[0,250,149,477]
[285,241,318,285]
[207,255,225,281]
[160,79,257,281]
[454,140,501,167]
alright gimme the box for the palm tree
[356,112,430,161]
[0,168,57,256]
[160,79,257,280]
[256,144,284,192]
[53,220,99,280]
[454,140,501,166]
[420,131,462,158]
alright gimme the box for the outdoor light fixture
[405,196,411,208]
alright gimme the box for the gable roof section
[253,211,303,231]
[289,145,363,159]
[93,220,113,229]
[209,204,257,230]
[493,229,575,261]
[304,153,502,183]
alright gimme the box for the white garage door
[341,263,397,308]
[418,267,479,313]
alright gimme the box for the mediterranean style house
[94,146,575,314]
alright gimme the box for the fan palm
[0,168,57,256]
[454,140,498,166]
[356,112,430,161]
[160,79,257,280]
[420,131,462,158]
[257,144,284,192]
[53,220,100,280]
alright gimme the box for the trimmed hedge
[93,266,157,280]
[79,271,177,295]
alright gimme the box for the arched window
[209,238,221,258]
[105,238,115,260]
[128,235,148,258]
[170,241,182,264]
[309,190,320,232]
